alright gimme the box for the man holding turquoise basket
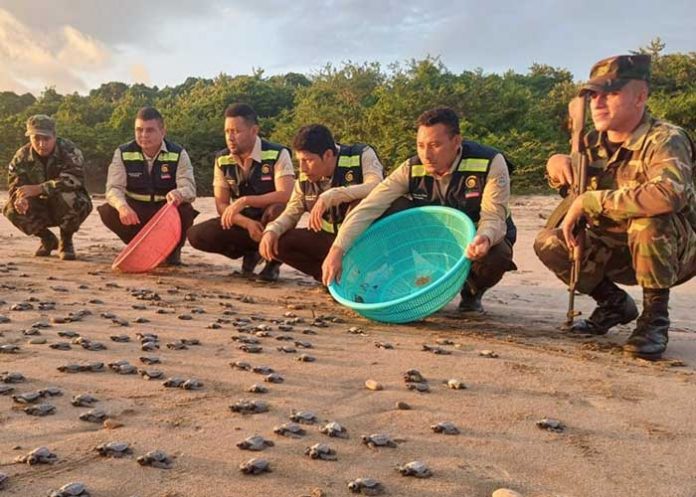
[322,107,516,313]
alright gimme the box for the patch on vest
[127,172,142,178]
[465,175,478,189]
[345,171,355,183]
[261,164,271,175]
[161,165,169,173]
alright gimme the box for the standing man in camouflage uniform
[3,115,92,260]
[534,54,696,360]
[187,103,294,281]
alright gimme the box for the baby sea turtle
[0,344,20,354]
[137,449,173,469]
[1,371,25,383]
[71,394,98,407]
[133,317,150,324]
[294,340,313,349]
[347,477,384,495]
[296,354,315,362]
[139,355,161,365]
[24,403,56,416]
[239,344,263,353]
[229,399,269,415]
[403,369,426,383]
[79,409,107,423]
[163,377,186,388]
[141,341,159,352]
[361,433,397,449]
[39,387,63,397]
[290,410,317,424]
[277,346,297,353]
[139,369,164,380]
[230,361,252,371]
[166,341,188,350]
[236,435,275,451]
[479,349,499,358]
[180,338,200,346]
[48,482,90,497]
[12,391,43,404]
[110,335,130,343]
[305,443,337,461]
[396,460,432,478]
[0,385,15,395]
[95,441,132,458]
[320,421,348,438]
[50,342,72,351]
[247,384,268,393]
[273,422,306,437]
[431,421,460,435]
[536,418,565,433]
[447,379,467,390]
[86,362,105,372]
[421,344,451,355]
[252,365,274,375]
[239,457,270,475]
[374,342,394,350]
[109,361,137,374]
[22,328,41,336]
[15,446,58,465]
[57,331,80,338]
[406,382,430,393]
[181,379,203,390]
[264,373,284,384]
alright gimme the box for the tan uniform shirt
[265,146,383,236]
[105,141,196,210]
[333,149,510,251]
[213,136,294,191]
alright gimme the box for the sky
[0,0,693,95]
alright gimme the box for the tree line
[1,39,693,195]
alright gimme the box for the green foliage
[1,39,692,194]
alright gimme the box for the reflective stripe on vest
[126,191,167,202]
[458,158,489,172]
[217,149,280,168]
[321,218,337,234]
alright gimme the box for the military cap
[25,114,56,137]
[579,54,651,95]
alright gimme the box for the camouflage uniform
[534,112,696,292]
[3,137,93,235]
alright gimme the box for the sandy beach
[1,193,695,497]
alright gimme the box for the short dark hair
[224,103,258,125]
[135,106,164,126]
[292,124,336,156]
[416,107,460,137]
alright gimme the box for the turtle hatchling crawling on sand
[95,441,132,458]
[347,477,384,495]
[24,403,56,416]
[273,422,306,437]
[236,435,274,451]
[137,450,173,469]
[290,410,317,424]
[79,408,107,423]
[361,433,397,449]
[396,460,432,478]
[15,446,57,465]
[48,482,91,497]
[431,421,460,435]
[320,421,348,438]
[229,399,269,415]
[71,394,98,407]
[305,443,337,460]
[239,458,271,475]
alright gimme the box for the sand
[1,193,695,497]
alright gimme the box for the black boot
[58,229,76,261]
[258,260,281,282]
[458,282,485,313]
[241,252,262,276]
[35,229,58,257]
[569,279,638,335]
[623,288,670,361]
[165,247,182,266]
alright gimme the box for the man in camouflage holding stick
[3,115,92,260]
[534,54,696,360]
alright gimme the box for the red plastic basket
[112,202,181,273]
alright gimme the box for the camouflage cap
[25,114,56,137]
[579,54,651,95]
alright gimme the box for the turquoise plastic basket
[328,206,476,323]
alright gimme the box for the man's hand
[308,197,328,232]
[221,197,248,229]
[16,184,43,199]
[166,190,184,206]
[246,220,264,242]
[321,246,345,286]
[561,196,586,249]
[13,197,29,215]
[546,154,573,187]
[118,205,140,226]
[259,231,279,261]
[466,235,491,261]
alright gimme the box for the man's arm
[243,148,295,209]
[318,146,384,208]
[105,148,128,210]
[475,154,510,247]
[581,128,694,221]
[42,140,86,195]
[264,181,307,237]
[173,149,196,203]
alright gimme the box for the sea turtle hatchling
[163,377,186,388]
[247,384,268,393]
[95,441,132,458]
[39,387,63,397]
[139,356,161,365]
[296,354,315,362]
[166,341,188,350]
[320,421,348,438]
[48,482,91,497]
[536,418,565,433]
[110,335,130,343]
[406,382,430,393]
[290,410,317,424]
[12,391,43,404]
[24,403,56,416]
[79,409,107,423]
[431,421,460,435]
[137,449,173,469]
[1,371,25,383]
[181,379,203,390]
[15,446,58,465]
[229,399,269,415]
[347,477,384,495]
[0,385,15,395]
[50,342,72,351]
[71,394,98,407]
[239,458,270,475]
[273,422,306,437]
[230,361,252,371]
[396,460,432,478]
[139,369,164,380]
[403,369,426,383]
[0,344,20,354]
[447,379,467,390]
[108,361,138,375]
[264,373,284,384]
[361,433,397,449]
[239,344,263,353]
[421,344,451,355]
[305,443,337,460]
[252,365,274,375]
[236,435,275,451]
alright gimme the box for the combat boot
[58,229,76,261]
[258,260,281,282]
[458,282,485,313]
[241,252,262,277]
[35,229,58,257]
[569,279,638,335]
[623,288,670,361]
